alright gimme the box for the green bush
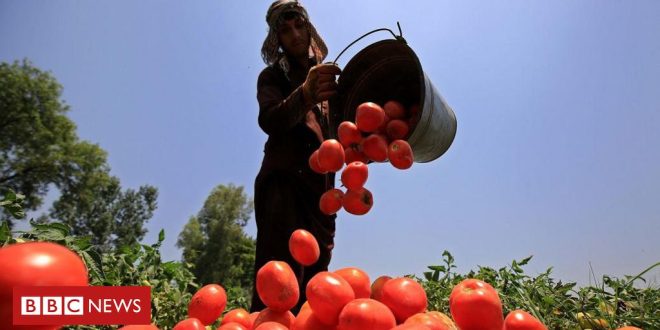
[418,250,659,329]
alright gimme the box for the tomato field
[1,217,657,329]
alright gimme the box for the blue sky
[1,0,658,287]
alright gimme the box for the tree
[0,59,157,248]
[177,184,255,293]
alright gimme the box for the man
[251,0,342,314]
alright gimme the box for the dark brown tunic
[250,57,336,314]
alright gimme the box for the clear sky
[1,0,659,287]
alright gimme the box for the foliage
[1,221,197,330]
[176,183,256,304]
[1,59,157,249]
[419,250,660,330]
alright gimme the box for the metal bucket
[329,39,457,163]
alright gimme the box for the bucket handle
[331,22,406,65]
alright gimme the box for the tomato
[0,242,89,330]
[388,140,414,170]
[319,188,344,215]
[370,275,392,302]
[386,119,410,140]
[344,146,369,165]
[503,309,547,330]
[338,121,362,148]
[337,298,396,330]
[256,261,300,312]
[221,308,251,328]
[408,104,420,129]
[118,325,159,330]
[576,312,608,330]
[188,284,227,325]
[361,134,388,162]
[252,308,295,329]
[173,318,205,330]
[254,321,289,330]
[449,279,503,330]
[290,304,336,330]
[404,312,456,330]
[376,113,390,135]
[306,271,356,326]
[380,277,428,323]
[342,187,373,215]
[426,311,458,330]
[355,102,386,133]
[341,161,368,190]
[308,149,327,174]
[384,100,407,120]
[391,325,429,330]
[615,327,643,330]
[216,322,247,330]
[248,312,260,329]
[334,267,371,299]
[289,229,320,266]
[318,139,345,172]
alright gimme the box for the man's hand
[302,63,342,104]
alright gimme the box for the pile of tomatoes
[311,100,417,216]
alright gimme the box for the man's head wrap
[261,0,328,66]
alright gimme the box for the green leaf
[158,229,165,243]
[0,221,11,245]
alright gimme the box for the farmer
[250,0,342,314]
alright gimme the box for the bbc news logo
[13,286,150,326]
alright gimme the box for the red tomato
[386,119,410,140]
[449,279,503,330]
[291,304,336,330]
[388,140,414,170]
[252,308,295,329]
[289,229,320,266]
[376,113,391,135]
[370,275,392,302]
[338,121,362,148]
[248,312,260,329]
[426,311,458,330]
[616,327,643,330]
[256,261,300,312]
[221,308,251,328]
[216,322,247,330]
[337,298,396,330]
[380,277,428,323]
[0,242,89,330]
[319,188,344,215]
[318,139,345,172]
[306,271,356,326]
[334,267,371,299]
[342,187,373,215]
[118,325,159,330]
[188,284,227,325]
[173,318,205,330]
[308,149,327,174]
[355,102,386,133]
[384,100,407,119]
[503,310,547,330]
[341,161,368,190]
[344,146,369,165]
[404,312,456,330]
[391,325,429,330]
[361,134,389,162]
[408,104,420,128]
[254,321,288,330]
